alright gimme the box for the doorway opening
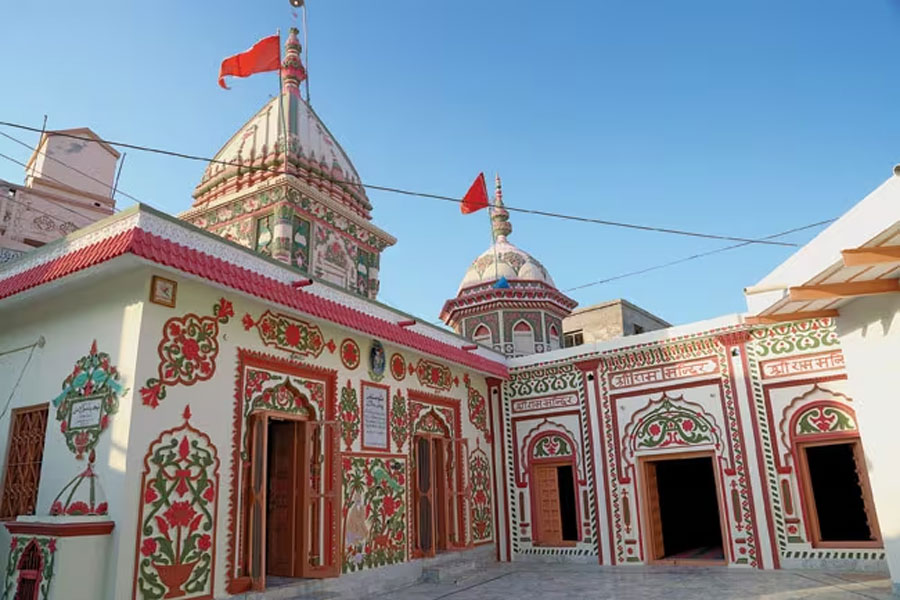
[532,462,579,545]
[643,454,725,563]
[414,435,450,556]
[800,440,880,546]
[242,410,341,591]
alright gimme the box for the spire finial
[491,173,512,241]
[281,27,307,95]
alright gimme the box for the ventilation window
[512,321,534,355]
[472,324,492,346]
[563,330,584,348]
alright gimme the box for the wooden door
[266,421,298,576]
[414,436,435,556]
[246,414,268,590]
[643,461,665,560]
[298,420,341,578]
[533,465,563,545]
[433,438,449,552]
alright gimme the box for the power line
[0,130,136,207]
[564,218,835,292]
[0,120,798,248]
[0,151,106,224]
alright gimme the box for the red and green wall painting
[391,391,409,452]
[469,447,493,543]
[4,536,56,600]
[133,406,219,600]
[53,340,125,460]
[341,456,407,573]
[340,380,361,450]
[140,298,234,408]
[464,374,490,443]
[242,309,336,357]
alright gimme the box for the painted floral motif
[240,371,323,458]
[3,536,56,600]
[796,405,856,435]
[53,340,125,459]
[50,451,108,516]
[134,406,219,600]
[469,448,493,543]
[416,410,448,435]
[342,456,406,573]
[243,310,330,358]
[390,391,409,452]
[464,375,490,443]
[389,353,406,381]
[750,318,839,358]
[340,338,361,370]
[140,299,233,409]
[633,398,718,450]
[506,364,582,398]
[414,358,452,392]
[340,381,360,450]
[251,379,313,415]
[533,434,573,458]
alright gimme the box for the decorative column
[485,376,510,562]
[573,359,607,565]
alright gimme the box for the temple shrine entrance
[414,435,450,556]
[243,409,341,591]
[798,439,881,546]
[641,453,726,564]
[532,463,579,545]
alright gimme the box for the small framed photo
[149,275,177,308]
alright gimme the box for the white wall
[0,262,147,599]
[836,293,900,592]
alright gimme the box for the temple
[1,28,900,600]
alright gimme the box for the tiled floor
[375,564,895,600]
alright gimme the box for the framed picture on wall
[361,381,390,451]
[149,275,177,308]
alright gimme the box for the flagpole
[489,174,499,283]
[276,28,289,163]
[302,2,310,104]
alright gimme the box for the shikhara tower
[441,175,577,356]
[180,28,396,299]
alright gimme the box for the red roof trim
[0,228,507,378]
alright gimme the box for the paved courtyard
[375,564,895,600]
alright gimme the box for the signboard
[362,382,389,450]
[69,396,104,430]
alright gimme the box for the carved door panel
[644,461,665,560]
[298,420,341,578]
[266,421,298,577]
[414,436,434,557]
[534,465,563,545]
[246,414,268,590]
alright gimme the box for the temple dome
[458,238,554,292]
[456,176,554,293]
[192,28,372,219]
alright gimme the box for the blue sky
[3,1,900,326]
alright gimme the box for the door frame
[795,437,882,549]
[638,450,728,566]
[413,432,451,558]
[245,409,310,589]
[529,459,580,547]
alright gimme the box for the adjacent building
[0,128,119,263]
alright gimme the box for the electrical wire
[564,218,835,292]
[0,120,798,248]
[0,130,134,207]
[0,152,112,225]
[0,337,43,421]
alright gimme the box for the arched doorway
[412,410,456,557]
[243,378,341,588]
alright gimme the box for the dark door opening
[645,455,725,562]
[804,441,878,543]
[266,420,300,577]
[533,463,579,545]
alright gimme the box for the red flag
[460,172,489,214]
[218,35,281,89]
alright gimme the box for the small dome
[456,175,554,293]
[458,238,554,292]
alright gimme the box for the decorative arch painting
[53,340,126,459]
[133,406,219,600]
[140,298,233,408]
[3,536,56,600]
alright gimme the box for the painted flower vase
[153,560,198,599]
